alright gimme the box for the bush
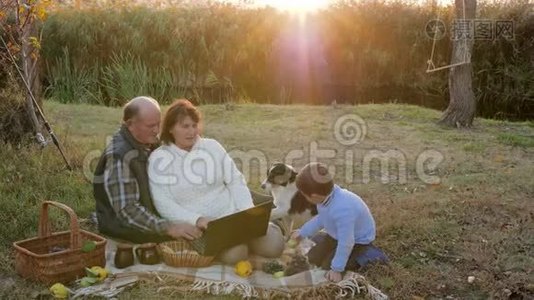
[0,65,34,144]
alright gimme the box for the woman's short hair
[160,99,201,144]
[296,162,334,196]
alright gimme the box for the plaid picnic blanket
[104,239,388,299]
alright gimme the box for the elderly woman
[148,99,284,264]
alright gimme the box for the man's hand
[166,222,202,240]
[195,217,211,230]
[325,270,343,283]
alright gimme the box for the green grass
[462,142,486,153]
[497,133,534,148]
[1,101,533,299]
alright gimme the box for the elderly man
[93,96,202,243]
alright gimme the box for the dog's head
[261,163,298,192]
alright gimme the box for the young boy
[291,162,386,282]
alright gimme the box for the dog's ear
[289,191,311,214]
[289,170,298,182]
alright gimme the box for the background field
[0,102,532,299]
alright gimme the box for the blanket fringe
[187,272,388,300]
[337,272,389,300]
[192,279,259,298]
[133,272,388,299]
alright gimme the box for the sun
[257,0,330,13]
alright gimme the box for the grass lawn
[1,101,533,299]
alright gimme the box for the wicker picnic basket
[13,201,107,284]
[158,240,215,268]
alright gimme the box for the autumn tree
[439,0,477,127]
[0,0,52,143]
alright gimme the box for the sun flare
[257,0,330,13]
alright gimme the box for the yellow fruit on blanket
[234,260,253,277]
[49,283,68,299]
[287,239,298,248]
[88,266,109,282]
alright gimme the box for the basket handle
[38,201,82,250]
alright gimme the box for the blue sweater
[299,185,376,272]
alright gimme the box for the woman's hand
[196,217,211,230]
[325,270,343,282]
[166,222,202,240]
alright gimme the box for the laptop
[190,200,273,256]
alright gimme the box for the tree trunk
[0,1,45,144]
[439,0,477,128]
[21,14,43,137]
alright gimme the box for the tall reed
[39,1,534,119]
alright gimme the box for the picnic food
[280,254,293,266]
[262,260,285,274]
[88,266,109,282]
[234,260,253,277]
[287,239,298,248]
[285,254,310,276]
[49,283,68,299]
[280,242,298,266]
[80,266,109,287]
[273,271,285,278]
[80,276,98,287]
[284,248,296,255]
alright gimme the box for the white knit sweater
[148,137,254,225]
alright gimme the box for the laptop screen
[194,201,273,256]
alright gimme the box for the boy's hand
[289,230,302,242]
[325,270,343,283]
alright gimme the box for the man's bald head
[123,96,160,124]
[123,96,161,145]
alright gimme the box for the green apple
[287,239,298,248]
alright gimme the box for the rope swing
[426,0,470,73]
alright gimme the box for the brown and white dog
[261,163,318,238]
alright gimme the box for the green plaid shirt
[102,134,169,234]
